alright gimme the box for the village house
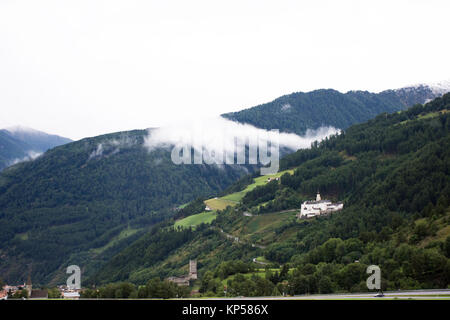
[58,284,81,299]
[62,291,80,299]
[3,285,22,296]
[0,287,7,300]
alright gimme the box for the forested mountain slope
[92,94,450,293]
[0,129,249,284]
[222,85,446,135]
[0,130,31,170]
[0,127,72,171]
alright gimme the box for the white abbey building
[298,192,343,219]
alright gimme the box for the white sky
[1,0,449,140]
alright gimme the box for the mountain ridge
[0,129,251,285]
[89,93,450,293]
[221,84,449,135]
[0,126,72,171]
[1,84,449,286]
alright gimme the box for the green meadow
[174,169,295,229]
[175,211,218,229]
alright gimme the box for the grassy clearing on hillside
[230,211,298,245]
[219,169,295,203]
[399,109,449,125]
[173,171,295,231]
[203,169,295,209]
[205,198,237,211]
[255,256,270,263]
[418,109,449,119]
[90,226,140,255]
[177,203,189,209]
[15,232,29,241]
[339,151,357,161]
[175,211,217,229]
[418,210,450,248]
[245,170,295,192]
[221,192,245,202]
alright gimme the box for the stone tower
[26,274,32,297]
[188,260,197,280]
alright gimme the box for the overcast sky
[1,0,449,140]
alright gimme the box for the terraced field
[90,226,141,255]
[227,210,298,245]
[174,211,217,229]
[174,169,295,229]
[217,169,295,204]
[205,198,238,211]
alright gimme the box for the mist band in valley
[170,129,280,175]
[144,116,339,176]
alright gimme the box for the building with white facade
[297,192,343,219]
[63,291,80,299]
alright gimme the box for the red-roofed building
[0,289,7,300]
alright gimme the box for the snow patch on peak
[426,80,450,95]
[400,80,450,95]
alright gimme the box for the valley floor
[198,289,450,300]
